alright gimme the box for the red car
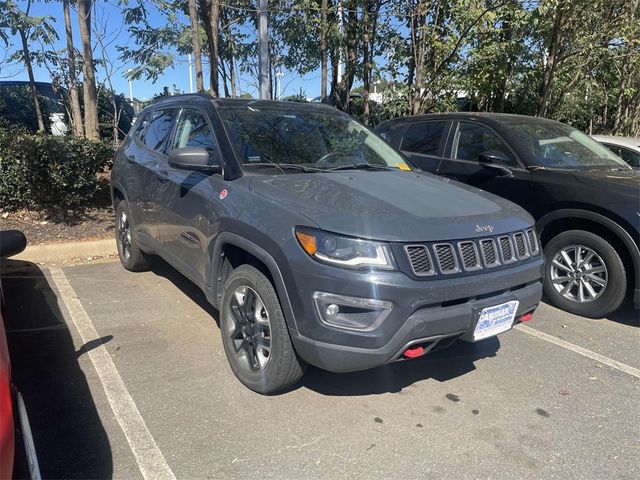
[0,230,40,479]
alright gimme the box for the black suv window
[401,121,445,156]
[454,123,517,167]
[172,109,217,156]
[604,144,640,168]
[141,109,175,153]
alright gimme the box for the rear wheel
[220,265,305,394]
[115,201,152,272]
[543,230,626,318]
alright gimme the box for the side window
[140,109,176,153]
[171,108,218,160]
[454,123,517,167]
[401,121,446,156]
[132,112,149,139]
[606,145,640,167]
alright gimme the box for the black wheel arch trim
[210,232,299,334]
[536,208,639,290]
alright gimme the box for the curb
[14,238,117,264]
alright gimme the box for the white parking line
[515,324,640,379]
[49,268,176,480]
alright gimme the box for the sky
[1,1,324,100]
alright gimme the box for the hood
[572,168,640,193]
[249,171,532,242]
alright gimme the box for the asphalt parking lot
[2,257,639,480]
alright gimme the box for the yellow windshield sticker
[396,162,411,171]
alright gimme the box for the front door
[437,121,535,211]
[155,107,226,285]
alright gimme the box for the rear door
[399,120,450,173]
[121,108,176,237]
[155,106,226,284]
[437,120,535,208]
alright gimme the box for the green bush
[0,130,114,211]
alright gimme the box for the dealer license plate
[473,300,519,341]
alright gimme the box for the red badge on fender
[219,189,228,200]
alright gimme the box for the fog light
[325,304,340,318]
[313,292,393,331]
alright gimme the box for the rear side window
[605,144,640,168]
[401,121,446,156]
[140,109,176,153]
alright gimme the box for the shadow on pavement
[1,259,113,479]
[150,258,220,327]
[607,303,639,328]
[301,337,500,396]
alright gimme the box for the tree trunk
[209,0,220,97]
[188,0,204,93]
[329,0,358,111]
[320,0,328,99]
[77,0,99,139]
[537,4,565,117]
[63,0,83,137]
[18,28,45,133]
[410,0,429,115]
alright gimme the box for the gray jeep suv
[111,95,543,394]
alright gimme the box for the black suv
[111,96,543,394]
[376,113,640,318]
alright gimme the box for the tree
[0,0,57,133]
[187,0,204,92]
[77,0,99,138]
[63,0,84,137]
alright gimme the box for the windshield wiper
[243,162,324,173]
[327,162,394,171]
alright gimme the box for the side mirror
[168,147,221,173]
[479,150,511,165]
[0,229,27,259]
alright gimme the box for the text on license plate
[473,300,519,341]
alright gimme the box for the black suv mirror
[0,229,27,259]
[168,147,221,173]
[479,150,511,165]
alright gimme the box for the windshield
[512,120,631,170]
[218,105,411,172]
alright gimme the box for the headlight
[295,227,394,270]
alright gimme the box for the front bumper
[283,250,543,373]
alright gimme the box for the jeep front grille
[433,243,460,274]
[405,229,539,276]
[404,245,435,276]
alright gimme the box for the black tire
[115,201,152,272]
[220,264,306,394]
[543,230,626,318]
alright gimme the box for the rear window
[401,121,446,156]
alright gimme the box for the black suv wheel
[543,230,627,318]
[115,201,152,272]
[221,265,306,394]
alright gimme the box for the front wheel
[220,265,306,394]
[543,230,626,318]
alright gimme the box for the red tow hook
[403,345,425,358]
[520,312,534,322]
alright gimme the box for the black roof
[377,112,560,129]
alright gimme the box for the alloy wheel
[117,210,132,261]
[550,244,608,303]
[227,286,272,372]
